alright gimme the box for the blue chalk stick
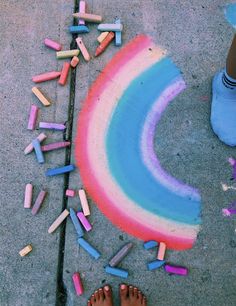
[105,266,128,278]
[115,19,122,46]
[32,139,45,164]
[143,240,158,250]
[147,260,165,271]
[78,238,101,260]
[69,25,90,34]
[45,165,75,176]
[70,208,84,237]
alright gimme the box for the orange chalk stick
[157,242,166,260]
[73,12,102,23]
[95,32,115,57]
[19,244,32,257]
[76,37,90,61]
[58,62,70,86]
[32,71,61,83]
[71,56,80,68]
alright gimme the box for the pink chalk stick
[72,272,84,296]
[41,141,70,152]
[228,157,236,166]
[157,242,166,260]
[32,190,47,215]
[24,133,47,155]
[79,1,86,25]
[44,38,62,51]
[66,189,75,197]
[32,71,61,83]
[77,212,92,231]
[24,184,33,208]
[58,62,70,86]
[164,264,188,276]
[27,105,39,130]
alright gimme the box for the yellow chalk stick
[19,244,32,257]
[73,12,102,23]
[32,87,51,106]
[48,209,70,234]
[97,31,109,43]
[56,49,80,59]
[157,242,166,260]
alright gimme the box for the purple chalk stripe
[164,264,188,276]
[39,122,66,130]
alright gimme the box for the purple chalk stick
[39,122,66,130]
[164,264,188,276]
[77,212,92,232]
[27,105,39,130]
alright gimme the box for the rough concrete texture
[1,0,236,306]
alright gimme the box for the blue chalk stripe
[105,266,128,278]
[45,165,75,176]
[78,238,101,260]
[32,139,45,164]
[147,260,165,271]
[143,240,158,250]
[70,208,84,237]
[115,19,122,46]
[69,25,90,34]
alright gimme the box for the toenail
[121,284,126,289]
[104,286,109,291]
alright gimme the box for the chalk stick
[39,122,66,130]
[41,141,70,152]
[58,62,70,86]
[27,105,39,130]
[66,189,75,197]
[78,189,90,216]
[32,87,51,106]
[70,208,84,237]
[73,12,102,23]
[69,25,89,34]
[77,212,92,232]
[32,71,61,83]
[32,190,47,215]
[45,165,75,176]
[76,37,90,61]
[48,209,69,233]
[148,260,165,271]
[24,133,47,155]
[98,23,123,32]
[70,56,80,68]
[44,38,62,51]
[115,19,122,46]
[78,1,86,25]
[143,240,158,250]
[56,49,80,59]
[97,31,109,43]
[164,264,188,276]
[95,32,115,57]
[109,242,133,267]
[157,242,166,260]
[105,266,128,278]
[78,237,101,259]
[32,139,45,164]
[72,272,84,296]
[19,244,32,257]
[24,184,33,208]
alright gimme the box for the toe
[120,284,128,299]
[138,290,143,300]
[98,288,104,301]
[142,296,147,306]
[104,285,112,299]
[133,287,138,298]
[129,286,134,297]
[94,290,99,301]
[87,300,91,306]
[90,295,95,304]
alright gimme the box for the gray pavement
[1,1,236,306]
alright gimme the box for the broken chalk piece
[45,165,75,176]
[97,31,109,43]
[98,23,123,32]
[70,56,80,68]
[77,211,92,232]
[24,133,47,155]
[95,32,115,57]
[157,242,166,260]
[76,37,90,61]
[228,157,236,166]
[56,49,80,59]
[73,12,102,23]
[19,244,32,257]
[31,190,47,215]
[66,189,75,197]
[109,242,133,267]
[39,122,66,130]
[105,266,128,278]
[58,62,70,86]
[27,105,39,130]
[70,208,84,237]
[44,38,62,51]
[78,189,90,216]
[32,139,45,164]
[115,19,122,46]
[78,1,86,25]
[143,240,158,250]
[222,208,231,216]
[78,237,101,259]
[32,87,51,106]
[164,264,188,276]
[41,141,70,152]
[48,209,69,233]
[69,25,89,34]
[32,71,61,83]
[72,272,84,296]
[24,183,33,209]
[148,260,165,271]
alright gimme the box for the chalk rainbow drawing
[75,35,201,250]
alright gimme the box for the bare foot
[87,285,113,306]
[120,284,147,306]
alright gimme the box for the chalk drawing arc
[75,35,201,250]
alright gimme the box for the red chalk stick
[44,38,62,51]
[58,63,70,86]
[95,32,115,57]
[32,71,61,83]
[72,272,84,296]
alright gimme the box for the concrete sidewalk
[0,1,236,306]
